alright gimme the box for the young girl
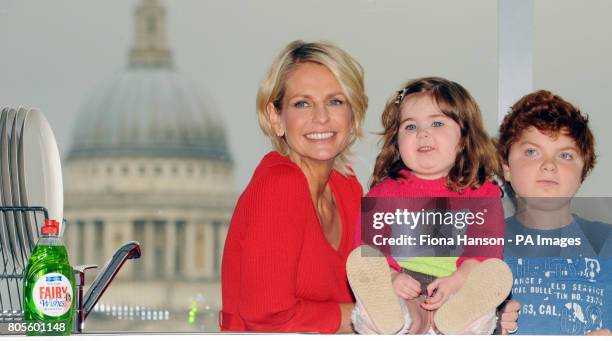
[348,77,512,334]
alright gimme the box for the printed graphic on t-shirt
[505,256,609,335]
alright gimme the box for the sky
[0,0,610,196]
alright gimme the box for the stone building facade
[63,0,233,331]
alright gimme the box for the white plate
[21,108,64,235]
[0,107,7,205]
[10,109,24,206]
[1,107,21,268]
[18,108,36,250]
[1,108,15,206]
[10,107,30,260]
[0,107,10,268]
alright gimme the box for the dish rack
[0,206,141,333]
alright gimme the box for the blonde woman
[220,40,367,333]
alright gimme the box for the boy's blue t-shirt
[504,216,612,335]
[601,233,612,255]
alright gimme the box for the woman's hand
[391,270,422,300]
[421,272,465,310]
[498,300,521,334]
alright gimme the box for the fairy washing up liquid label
[32,273,73,316]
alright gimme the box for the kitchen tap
[73,241,141,333]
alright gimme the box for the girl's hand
[421,272,465,310]
[391,271,422,299]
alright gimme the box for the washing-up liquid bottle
[23,219,75,336]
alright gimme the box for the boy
[498,89,611,335]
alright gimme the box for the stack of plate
[0,107,64,269]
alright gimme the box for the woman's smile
[305,131,336,141]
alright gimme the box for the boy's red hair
[498,90,596,181]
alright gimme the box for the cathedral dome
[69,67,229,160]
[68,0,230,161]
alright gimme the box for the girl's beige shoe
[434,258,513,334]
[347,245,409,334]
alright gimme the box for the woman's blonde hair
[370,77,501,191]
[256,40,367,175]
